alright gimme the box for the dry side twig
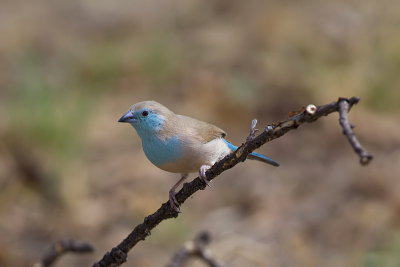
[34,240,94,267]
[167,232,225,267]
[93,96,372,267]
[338,98,373,165]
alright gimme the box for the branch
[34,240,94,267]
[338,98,373,165]
[167,232,225,267]
[93,96,372,267]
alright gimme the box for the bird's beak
[118,110,136,123]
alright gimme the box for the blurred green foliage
[77,41,126,92]
[133,36,183,87]
[362,233,400,267]
[9,52,92,159]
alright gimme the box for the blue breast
[141,135,184,167]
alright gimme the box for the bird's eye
[142,110,149,117]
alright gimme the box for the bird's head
[118,101,173,136]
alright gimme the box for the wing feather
[161,114,226,143]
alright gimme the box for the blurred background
[1,0,400,266]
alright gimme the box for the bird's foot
[199,165,212,188]
[169,189,180,212]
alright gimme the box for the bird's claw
[169,190,180,212]
[200,175,212,187]
[199,165,212,188]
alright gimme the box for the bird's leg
[169,173,188,212]
[199,165,212,188]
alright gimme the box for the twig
[93,96,372,267]
[34,240,94,267]
[167,232,225,267]
[338,98,373,165]
[246,119,258,142]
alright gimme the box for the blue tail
[223,139,279,167]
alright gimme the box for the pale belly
[142,137,231,174]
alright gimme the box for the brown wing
[174,115,226,143]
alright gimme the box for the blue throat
[140,133,184,167]
[130,113,184,167]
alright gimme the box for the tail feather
[247,152,279,167]
[223,139,279,167]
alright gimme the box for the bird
[118,101,279,211]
